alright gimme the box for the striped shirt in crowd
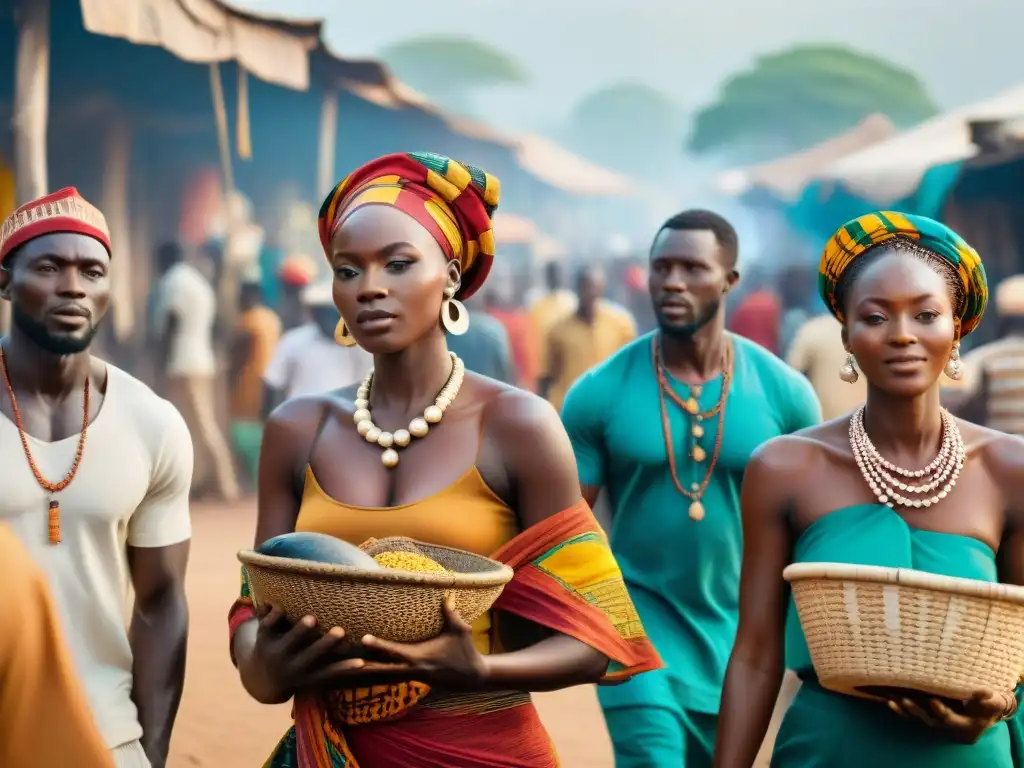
[961,336,1024,435]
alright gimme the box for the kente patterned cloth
[0,187,111,264]
[228,501,663,767]
[819,211,988,337]
[317,152,500,301]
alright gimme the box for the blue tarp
[785,160,965,243]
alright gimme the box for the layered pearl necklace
[353,352,465,468]
[849,405,965,510]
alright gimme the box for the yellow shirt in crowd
[529,290,577,380]
[546,304,637,412]
[786,313,867,421]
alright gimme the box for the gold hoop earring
[839,353,859,383]
[335,318,357,347]
[944,341,963,380]
[440,296,470,336]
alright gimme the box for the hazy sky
[231,0,1024,134]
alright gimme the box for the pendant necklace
[0,347,91,544]
[653,335,733,521]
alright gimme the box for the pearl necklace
[353,352,465,468]
[849,405,964,509]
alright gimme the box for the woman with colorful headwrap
[713,212,1024,767]
[228,152,661,767]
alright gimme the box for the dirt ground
[168,500,789,767]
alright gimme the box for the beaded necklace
[652,335,733,521]
[0,347,91,544]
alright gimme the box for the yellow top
[296,465,519,654]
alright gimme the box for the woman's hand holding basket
[239,599,488,701]
[887,689,1017,744]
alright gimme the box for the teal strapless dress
[773,504,1023,767]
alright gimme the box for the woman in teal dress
[713,212,1024,767]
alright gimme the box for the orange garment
[488,308,540,390]
[0,524,113,768]
[232,305,282,418]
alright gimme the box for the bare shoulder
[746,417,847,486]
[475,375,564,445]
[265,388,355,440]
[470,375,581,524]
[473,376,574,473]
[963,420,1024,498]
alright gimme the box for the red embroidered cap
[0,187,111,264]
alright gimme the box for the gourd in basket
[238,533,513,644]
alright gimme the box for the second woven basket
[785,562,1024,700]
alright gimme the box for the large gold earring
[440,287,470,336]
[335,318,357,347]
[839,353,859,383]
[944,341,963,380]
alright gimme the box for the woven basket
[784,562,1024,701]
[238,537,513,643]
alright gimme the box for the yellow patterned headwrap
[318,152,500,300]
[819,211,988,336]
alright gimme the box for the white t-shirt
[0,364,193,749]
[152,262,217,377]
[262,322,372,398]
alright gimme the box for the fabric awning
[79,0,319,90]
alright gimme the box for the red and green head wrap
[317,152,500,300]
[819,211,989,337]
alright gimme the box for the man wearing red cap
[0,188,193,768]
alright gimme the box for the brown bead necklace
[0,347,91,544]
[652,334,733,522]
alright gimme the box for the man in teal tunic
[561,210,822,766]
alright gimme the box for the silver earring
[944,342,963,380]
[440,286,469,336]
[839,353,859,384]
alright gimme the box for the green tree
[564,82,683,181]
[687,45,938,163]
[378,35,529,116]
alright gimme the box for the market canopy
[816,84,1024,204]
[78,0,319,90]
[714,114,895,202]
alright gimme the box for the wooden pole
[12,0,49,202]
[208,62,239,333]
[6,0,51,334]
[208,62,234,195]
[317,90,339,198]
[101,113,133,342]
